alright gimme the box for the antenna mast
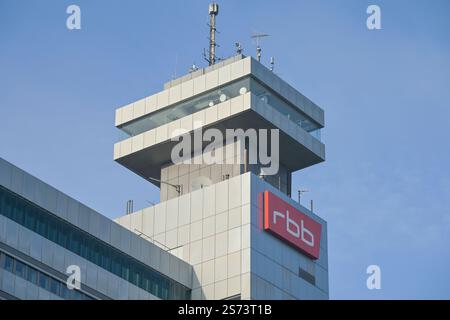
[251,33,270,62]
[208,3,219,66]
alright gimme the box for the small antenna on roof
[172,54,179,79]
[270,56,275,71]
[189,63,199,73]
[235,42,243,55]
[251,33,270,62]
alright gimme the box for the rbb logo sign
[263,191,322,259]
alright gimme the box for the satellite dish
[239,87,247,95]
[260,95,268,104]
[191,176,213,191]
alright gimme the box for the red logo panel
[263,191,322,259]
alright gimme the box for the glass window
[24,206,36,230]
[4,197,13,219]
[101,250,111,271]
[13,198,25,225]
[92,243,100,266]
[67,288,78,300]
[71,290,81,300]
[27,267,39,285]
[14,259,27,278]
[249,79,321,134]
[48,220,58,243]
[119,78,251,137]
[149,272,157,293]
[60,285,71,299]
[38,273,50,290]
[49,277,60,296]
[69,231,80,255]
[57,225,67,248]
[3,254,14,272]
[121,259,130,280]
[161,284,169,300]
[36,215,47,236]
[111,255,121,276]
[142,276,150,292]
[80,239,88,260]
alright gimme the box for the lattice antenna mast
[204,3,219,66]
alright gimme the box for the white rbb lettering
[273,209,314,247]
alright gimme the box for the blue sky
[1,0,449,299]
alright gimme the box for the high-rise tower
[113,5,328,300]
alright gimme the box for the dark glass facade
[0,250,93,300]
[0,186,191,300]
